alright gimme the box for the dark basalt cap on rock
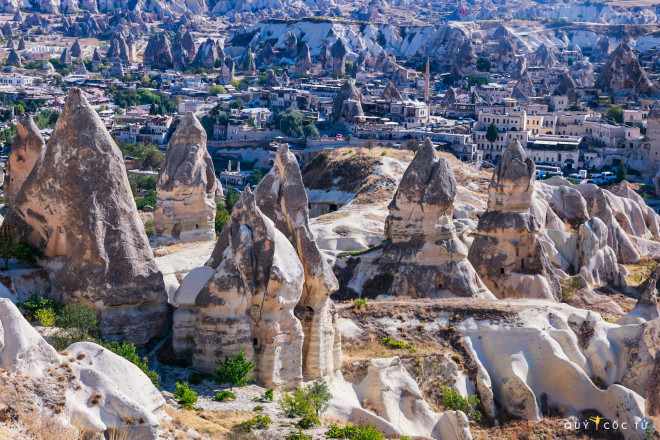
[158,112,215,193]
[492,138,535,187]
[390,138,456,212]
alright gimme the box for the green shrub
[252,388,274,402]
[326,422,385,439]
[381,336,417,352]
[174,382,198,410]
[144,220,154,237]
[35,308,56,327]
[215,348,255,389]
[296,413,320,429]
[253,405,264,411]
[213,391,236,402]
[264,388,274,402]
[439,386,482,421]
[51,303,100,350]
[16,292,58,320]
[232,414,271,433]
[284,432,312,440]
[352,298,367,310]
[99,340,160,387]
[279,380,332,418]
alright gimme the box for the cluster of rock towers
[0,89,341,387]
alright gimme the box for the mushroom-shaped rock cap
[392,138,457,211]
[170,111,207,145]
[158,112,215,193]
[490,138,535,201]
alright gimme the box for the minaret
[424,57,430,103]
[227,159,232,171]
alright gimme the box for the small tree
[307,380,332,416]
[605,105,623,123]
[215,348,255,389]
[616,161,627,181]
[0,237,39,270]
[486,122,499,151]
[303,124,319,138]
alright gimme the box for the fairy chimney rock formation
[253,143,342,379]
[193,188,305,388]
[468,138,561,301]
[153,112,216,244]
[5,115,45,207]
[381,138,495,299]
[3,88,167,345]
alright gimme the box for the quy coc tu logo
[565,417,653,435]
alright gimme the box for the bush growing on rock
[380,336,416,352]
[51,303,100,350]
[232,414,271,433]
[279,380,332,418]
[439,385,482,421]
[16,292,59,320]
[174,382,198,410]
[326,422,386,439]
[98,340,160,387]
[213,391,236,402]
[215,348,255,389]
[35,308,56,327]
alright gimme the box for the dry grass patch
[624,258,659,287]
[164,406,255,439]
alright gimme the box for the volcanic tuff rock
[0,299,166,439]
[381,138,495,300]
[71,38,81,57]
[59,46,71,65]
[7,49,20,65]
[252,144,342,379]
[595,43,653,96]
[531,43,556,67]
[3,88,167,345]
[153,112,216,244]
[144,33,173,69]
[107,31,133,63]
[4,115,45,207]
[468,138,561,301]
[193,38,224,68]
[294,42,312,75]
[382,81,403,101]
[557,72,577,95]
[256,42,275,67]
[330,78,364,125]
[577,217,619,286]
[330,37,348,75]
[174,27,196,64]
[192,189,305,387]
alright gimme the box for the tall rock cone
[380,138,495,299]
[194,188,305,388]
[3,88,167,345]
[468,138,561,301]
[252,144,342,379]
[153,112,216,244]
[4,114,45,207]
